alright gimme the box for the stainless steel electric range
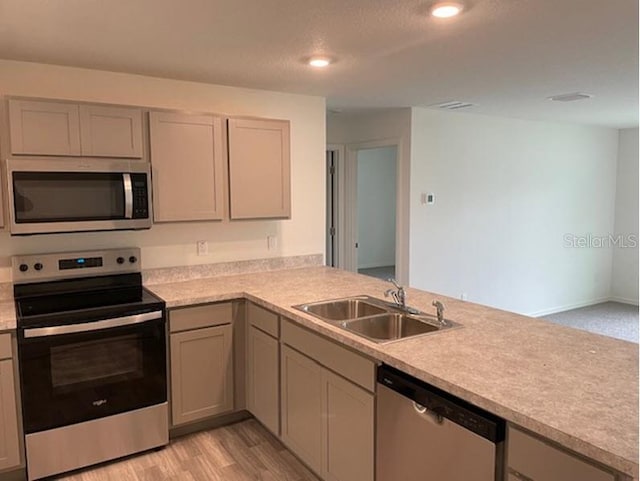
[12,248,168,481]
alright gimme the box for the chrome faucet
[432,300,446,326]
[385,278,406,309]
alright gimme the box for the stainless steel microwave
[6,158,152,235]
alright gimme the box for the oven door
[6,158,152,235]
[18,311,166,434]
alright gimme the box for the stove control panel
[12,248,141,283]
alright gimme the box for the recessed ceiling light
[548,92,594,102]
[430,2,464,18]
[308,57,332,68]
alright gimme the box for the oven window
[50,334,143,394]
[13,172,125,223]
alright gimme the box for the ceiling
[0,0,637,128]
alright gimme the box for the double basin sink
[293,296,460,343]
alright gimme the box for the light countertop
[148,266,639,479]
[0,301,16,332]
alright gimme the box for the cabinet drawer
[170,302,233,333]
[0,334,11,360]
[508,426,615,481]
[281,319,375,392]
[247,302,279,337]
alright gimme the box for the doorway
[325,142,401,282]
[355,146,397,280]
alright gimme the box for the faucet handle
[432,300,445,324]
[387,278,402,289]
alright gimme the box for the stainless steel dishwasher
[377,365,505,481]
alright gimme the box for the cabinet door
[247,326,279,435]
[150,112,225,222]
[508,427,615,481]
[281,346,323,474]
[8,99,82,156]
[322,369,374,481]
[79,105,143,158]
[228,118,291,219]
[170,324,233,426]
[0,360,20,471]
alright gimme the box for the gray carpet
[358,265,395,281]
[543,302,639,343]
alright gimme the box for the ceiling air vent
[548,92,594,102]
[430,100,476,110]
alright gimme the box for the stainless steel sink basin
[341,313,441,342]
[293,295,461,343]
[294,297,387,321]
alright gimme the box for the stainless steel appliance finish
[377,365,505,481]
[14,248,168,481]
[294,295,461,343]
[25,403,168,481]
[6,158,152,235]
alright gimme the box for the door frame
[326,144,346,269]
[344,138,407,283]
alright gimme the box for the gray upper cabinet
[228,118,291,219]
[149,111,226,222]
[78,105,143,158]
[9,99,82,156]
[8,98,143,158]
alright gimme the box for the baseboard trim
[169,410,250,439]
[608,296,639,306]
[530,297,611,318]
[531,295,639,317]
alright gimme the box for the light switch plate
[197,240,208,256]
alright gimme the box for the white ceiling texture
[0,0,637,127]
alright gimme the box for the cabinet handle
[508,468,535,481]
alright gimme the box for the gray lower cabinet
[280,321,375,481]
[281,345,324,474]
[246,325,279,435]
[323,369,374,481]
[170,323,234,426]
[507,426,616,481]
[0,335,20,472]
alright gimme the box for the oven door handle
[23,310,163,338]
[123,173,133,219]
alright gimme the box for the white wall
[410,108,619,316]
[326,109,411,282]
[357,146,397,269]
[0,60,326,282]
[611,128,639,304]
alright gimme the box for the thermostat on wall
[421,193,435,205]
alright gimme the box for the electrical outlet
[460,292,468,301]
[267,235,277,251]
[197,240,208,256]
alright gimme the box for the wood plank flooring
[57,419,320,481]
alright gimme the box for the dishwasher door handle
[413,402,444,424]
[508,468,535,481]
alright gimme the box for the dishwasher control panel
[377,364,506,442]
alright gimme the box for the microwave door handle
[23,311,163,338]
[123,173,133,219]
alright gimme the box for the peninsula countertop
[147,266,639,479]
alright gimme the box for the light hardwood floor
[57,419,320,481]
